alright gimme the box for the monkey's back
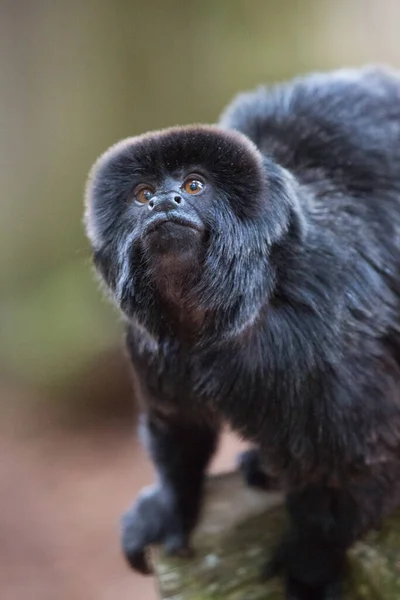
[220,66,400,194]
[219,67,400,488]
[221,66,400,304]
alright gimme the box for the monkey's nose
[148,194,184,211]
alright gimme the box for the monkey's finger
[123,546,153,575]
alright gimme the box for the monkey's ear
[287,202,307,244]
[284,170,308,244]
[266,160,308,245]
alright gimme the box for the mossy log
[153,473,400,599]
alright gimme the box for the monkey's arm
[122,411,219,574]
[121,327,220,574]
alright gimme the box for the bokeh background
[1,1,399,598]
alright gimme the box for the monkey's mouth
[144,215,203,237]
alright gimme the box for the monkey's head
[85,125,304,340]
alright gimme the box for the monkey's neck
[150,258,208,338]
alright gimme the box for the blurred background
[1,1,399,598]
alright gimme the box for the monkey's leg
[121,411,219,574]
[263,485,358,600]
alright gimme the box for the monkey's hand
[121,485,194,575]
[237,448,281,490]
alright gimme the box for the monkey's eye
[134,185,154,205]
[182,176,205,195]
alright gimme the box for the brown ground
[0,409,243,600]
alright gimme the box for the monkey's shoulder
[220,66,400,186]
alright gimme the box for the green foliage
[0,259,119,387]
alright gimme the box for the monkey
[84,66,400,600]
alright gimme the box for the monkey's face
[85,125,301,336]
[127,170,211,264]
[85,126,269,310]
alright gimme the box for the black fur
[85,66,400,599]
[237,448,278,490]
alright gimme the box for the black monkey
[84,66,400,600]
